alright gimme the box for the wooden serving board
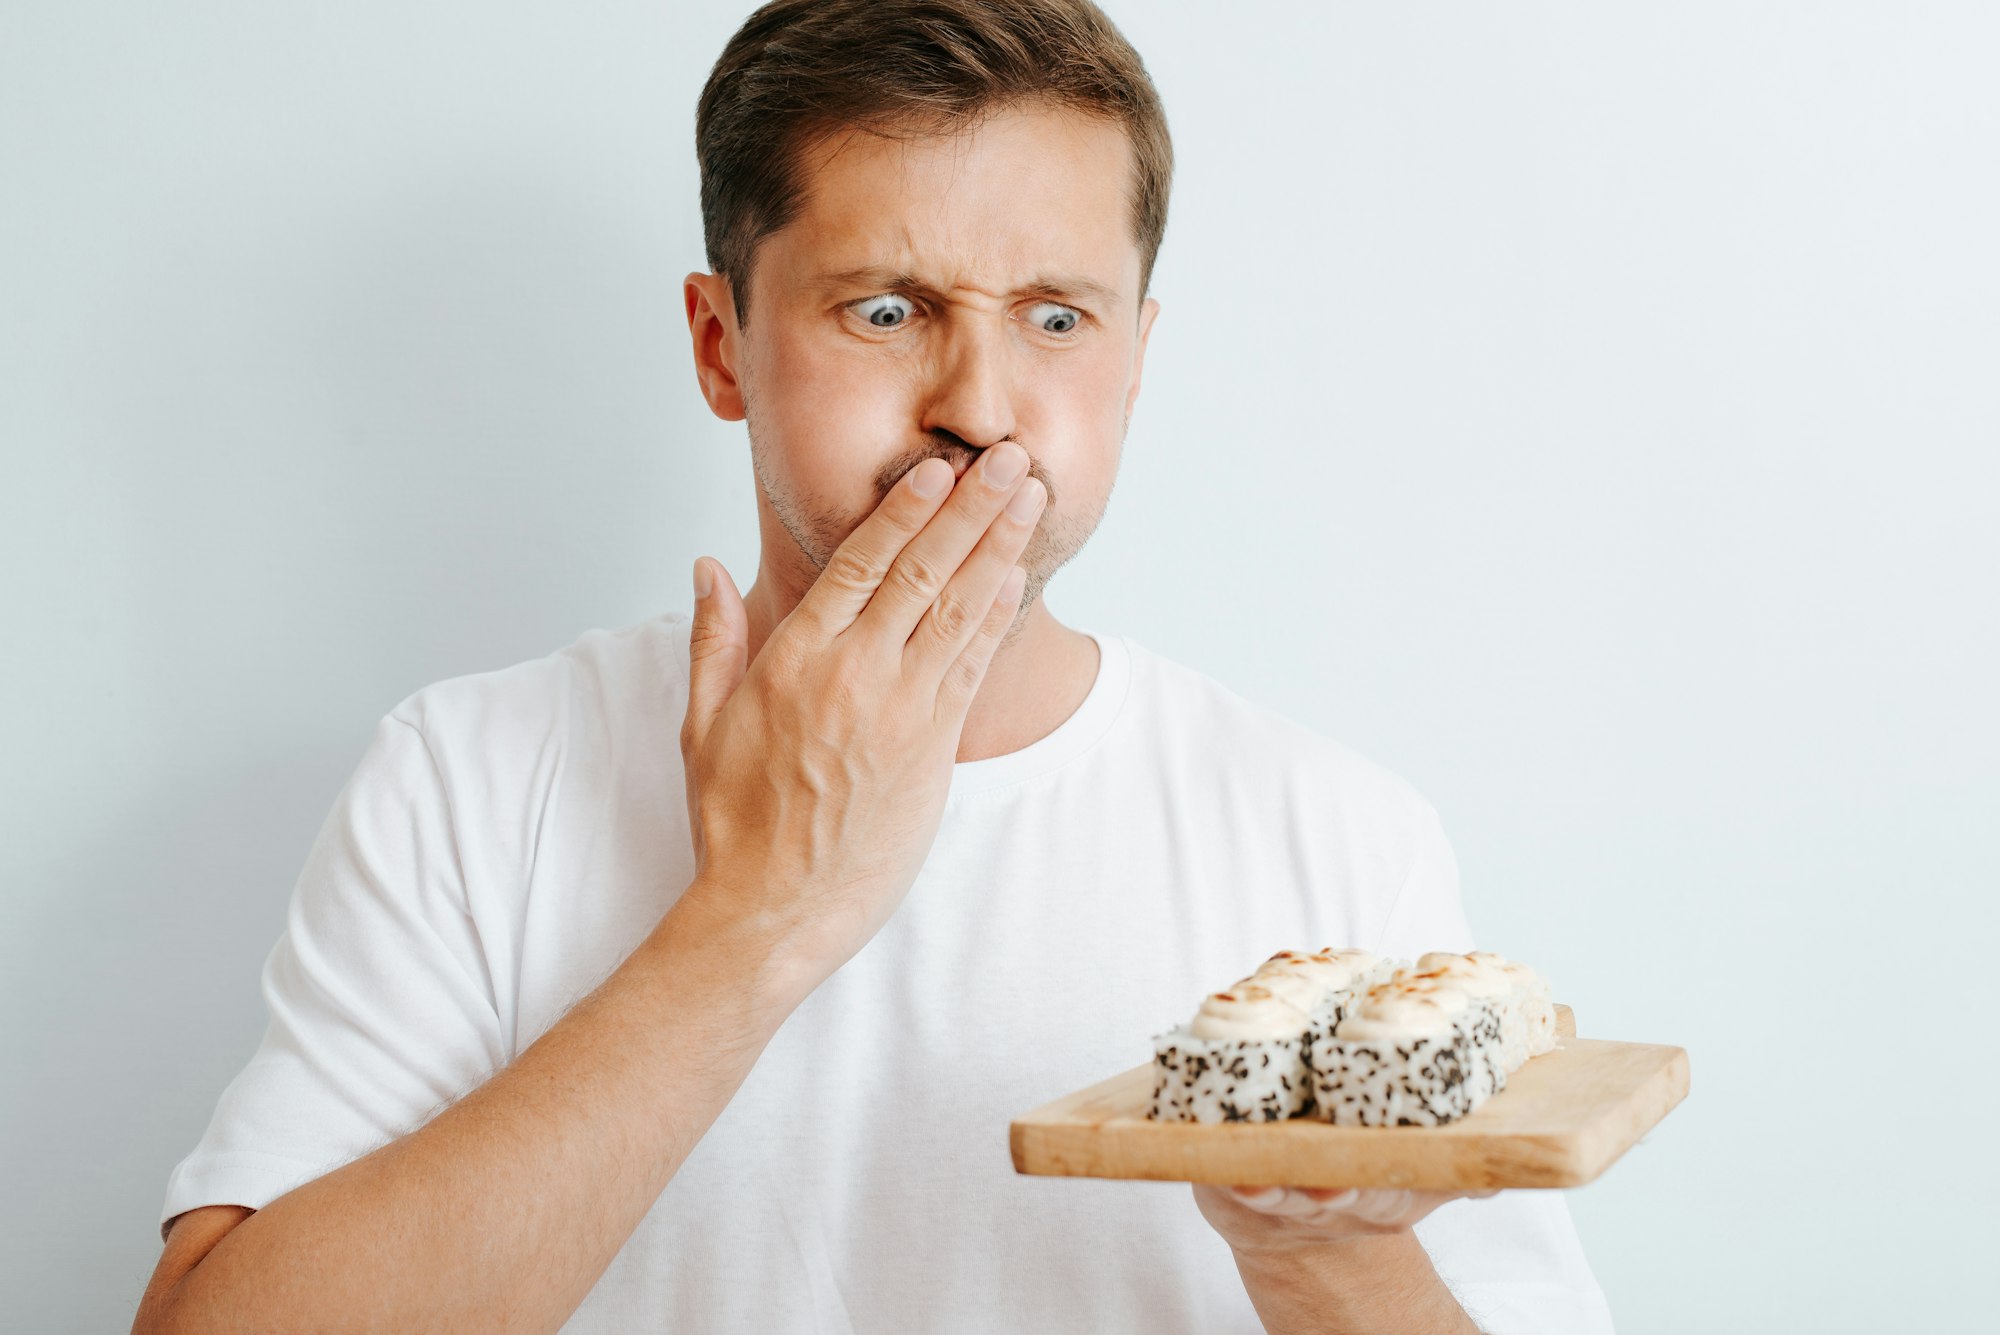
[1010,1006,1689,1190]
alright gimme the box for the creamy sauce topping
[1241,969,1323,1014]
[1467,951,1551,997]
[1187,982,1312,1042]
[1334,979,1469,1041]
[1404,957,1516,1001]
[1252,947,1382,1007]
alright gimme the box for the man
[135,2,1614,1331]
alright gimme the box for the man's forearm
[1232,1231,1483,1335]
[145,885,808,1335]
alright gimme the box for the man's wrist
[651,875,826,1020]
[1231,1229,1481,1335]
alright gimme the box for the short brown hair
[696,0,1172,325]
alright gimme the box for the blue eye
[1025,301,1082,335]
[854,294,913,328]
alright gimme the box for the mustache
[877,429,1051,503]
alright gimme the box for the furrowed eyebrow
[813,266,1121,309]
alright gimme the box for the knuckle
[927,591,977,644]
[819,544,880,597]
[886,549,948,602]
[686,614,731,659]
[940,651,982,701]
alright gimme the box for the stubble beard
[743,411,1124,652]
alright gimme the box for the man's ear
[1125,295,1161,422]
[685,272,746,421]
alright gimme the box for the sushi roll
[1305,979,1501,1126]
[1409,952,1534,1075]
[1249,948,1400,1113]
[1468,952,1558,1056]
[1149,983,1314,1124]
[1386,968,1510,1098]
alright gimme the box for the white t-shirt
[162,613,1615,1333]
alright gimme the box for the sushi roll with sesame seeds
[1305,978,1502,1126]
[1382,969,1511,1099]
[1407,953,1535,1076]
[1247,948,1400,1110]
[1148,983,1314,1124]
[1469,952,1558,1057]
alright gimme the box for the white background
[3,3,1995,1330]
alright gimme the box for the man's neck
[738,573,1101,765]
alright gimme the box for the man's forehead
[764,106,1142,301]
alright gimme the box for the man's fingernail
[984,442,1028,486]
[910,459,950,497]
[693,558,713,599]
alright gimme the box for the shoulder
[1122,637,1438,827]
[384,612,690,766]
[347,612,692,899]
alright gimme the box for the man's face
[687,102,1160,619]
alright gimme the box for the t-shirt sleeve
[1370,795,1618,1335]
[159,711,509,1242]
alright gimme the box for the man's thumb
[683,556,747,757]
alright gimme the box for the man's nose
[918,320,1018,451]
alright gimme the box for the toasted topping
[1404,957,1517,1002]
[1188,982,1312,1043]
[1465,951,1551,997]
[1334,978,1469,1041]
[1241,969,1322,1014]
[1251,947,1383,1008]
